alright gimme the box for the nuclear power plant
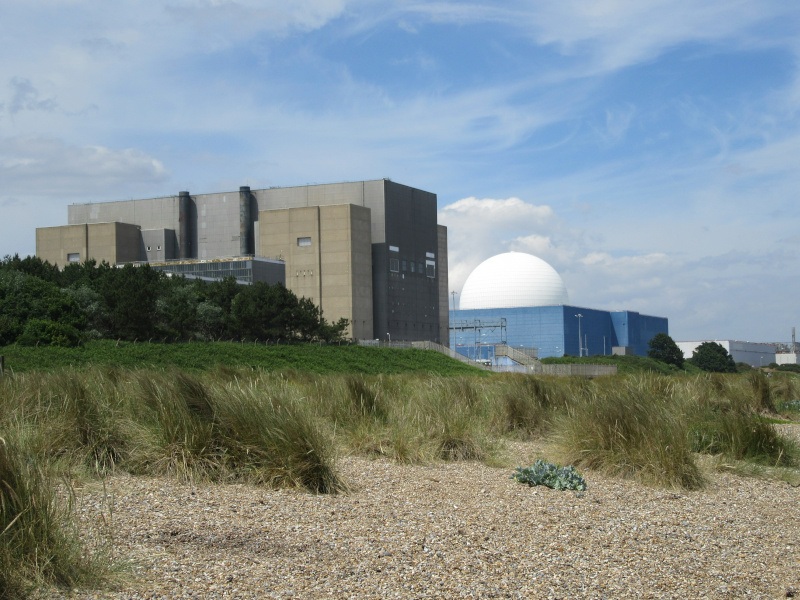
[450,252,668,360]
[36,179,449,344]
[35,178,672,359]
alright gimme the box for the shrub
[17,318,82,347]
[213,378,345,493]
[512,460,587,491]
[648,333,684,369]
[747,370,775,413]
[690,342,736,373]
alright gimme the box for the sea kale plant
[512,459,587,491]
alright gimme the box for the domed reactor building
[450,252,668,361]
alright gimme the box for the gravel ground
[42,439,799,600]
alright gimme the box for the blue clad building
[449,252,668,361]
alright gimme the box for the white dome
[459,252,569,310]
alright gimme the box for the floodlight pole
[575,313,583,357]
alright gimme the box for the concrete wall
[142,229,177,262]
[37,224,89,266]
[36,222,142,266]
[69,196,186,256]
[437,225,450,347]
[381,181,441,343]
[259,204,373,340]
[191,191,247,259]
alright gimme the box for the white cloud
[163,0,349,40]
[0,137,168,196]
[440,197,558,298]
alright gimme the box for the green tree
[0,270,85,345]
[690,341,737,373]
[94,264,163,340]
[0,254,60,283]
[156,277,200,341]
[647,333,684,369]
[17,318,82,347]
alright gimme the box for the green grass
[0,340,485,375]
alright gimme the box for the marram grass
[552,374,706,489]
[0,434,108,599]
[1,364,799,596]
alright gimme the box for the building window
[426,260,435,278]
[389,258,399,272]
[401,260,407,271]
[67,253,80,263]
[410,262,415,273]
[297,237,312,247]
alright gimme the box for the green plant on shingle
[511,459,587,491]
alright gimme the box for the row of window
[389,258,435,278]
[151,261,252,283]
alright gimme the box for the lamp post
[575,313,583,357]
[387,332,391,344]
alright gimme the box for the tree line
[0,255,349,347]
[648,332,740,373]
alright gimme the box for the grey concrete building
[36,179,448,343]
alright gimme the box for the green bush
[690,342,736,373]
[17,318,82,347]
[512,460,587,491]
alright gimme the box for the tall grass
[0,434,103,599]
[491,374,572,439]
[3,362,799,596]
[688,374,798,467]
[552,374,706,489]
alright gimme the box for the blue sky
[2,1,799,343]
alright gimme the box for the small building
[676,340,777,368]
[775,353,799,366]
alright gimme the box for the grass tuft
[0,434,106,598]
[553,375,706,489]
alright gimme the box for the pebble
[35,437,800,599]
